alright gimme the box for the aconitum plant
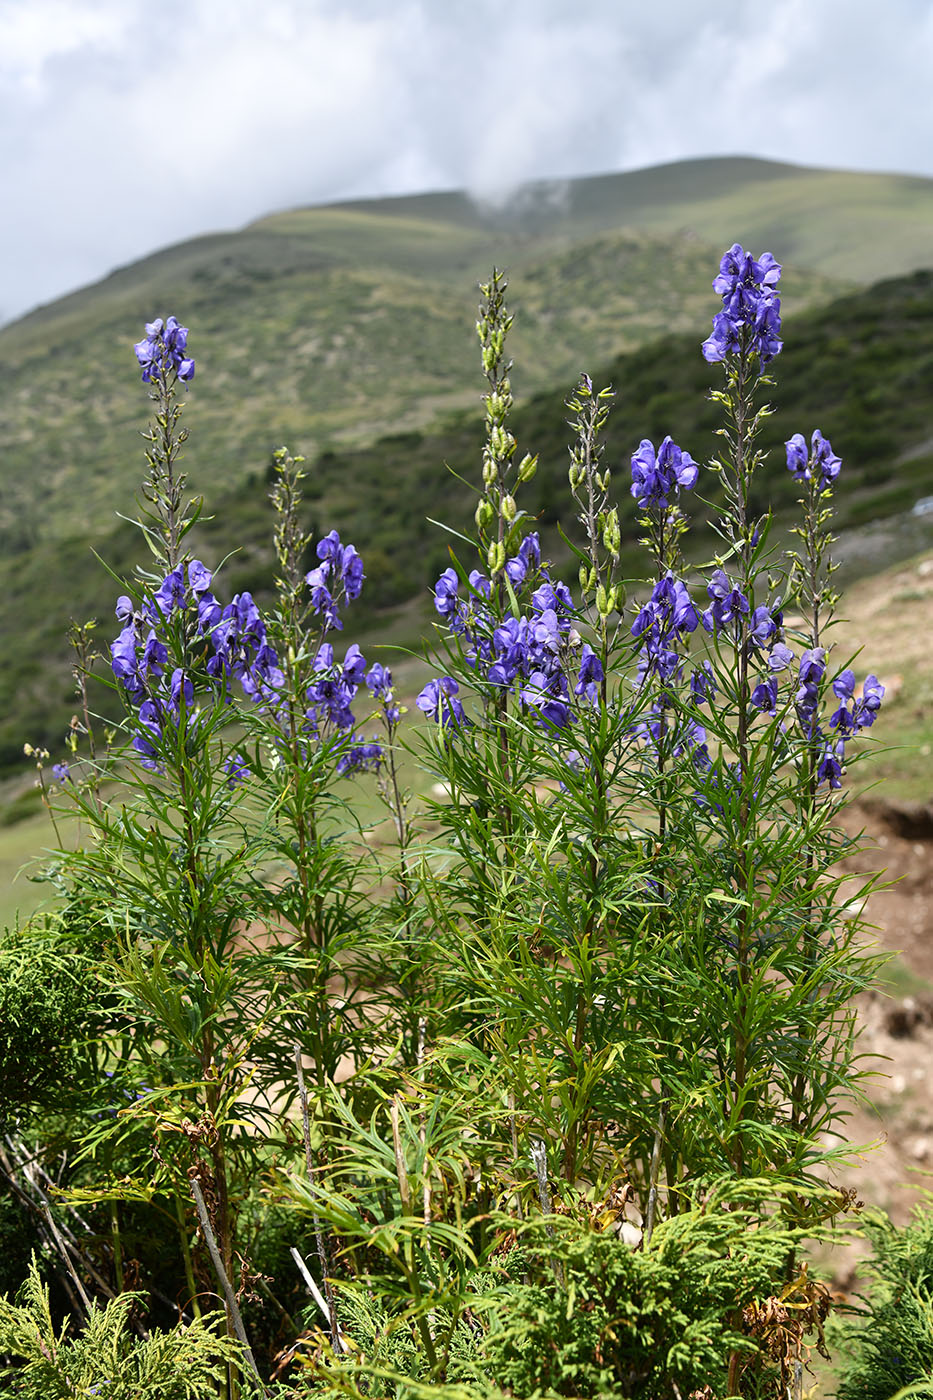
[26,248,889,1400]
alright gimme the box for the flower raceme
[305,530,364,632]
[630,436,699,508]
[701,244,782,364]
[111,542,385,773]
[632,575,698,687]
[133,316,195,384]
[422,536,610,733]
[785,429,842,488]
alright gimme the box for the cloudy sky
[2,0,931,324]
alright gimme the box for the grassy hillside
[0,242,841,554]
[6,155,933,555]
[2,154,933,772]
[2,265,933,774]
[302,155,933,284]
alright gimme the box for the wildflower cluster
[701,243,783,363]
[632,574,698,685]
[110,521,383,772]
[109,560,271,763]
[305,529,364,631]
[420,534,604,731]
[786,429,842,486]
[795,650,886,789]
[133,316,195,384]
[27,252,894,1400]
[629,435,698,507]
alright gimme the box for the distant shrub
[834,1210,933,1400]
[0,918,93,1121]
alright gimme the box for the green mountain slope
[8,154,933,556]
[283,155,933,284]
[3,266,933,776]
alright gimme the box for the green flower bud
[596,584,610,617]
[517,453,538,483]
[475,498,495,530]
[487,541,506,574]
[602,507,621,556]
[501,493,517,523]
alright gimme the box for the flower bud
[602,507,621,556]
[501,493,517,523]
[487,541,506,574]
[596,584,610,616]
[475,498,494,530]
[517,453,538,483]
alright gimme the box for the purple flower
[134,315,195,384]
[169,668,194,713]
[505,533,542,587]
[786,433,808,480]
[749,605,778,648]
[225,754,250,788]
[795,647,827,732]
[433,568,460,619]
[520,671,572,729]
[830,671,885,735]
[858,674,885,724]
[768,642,794,673]
[51,762,71,785]
[798,648,827,686]
[188,559,213,594]
[336,737,383,775]
[367,663,400,724]
[153,566,186,617]
[306,532,365,629]
[832,668,856,700]
[417,676,466,729]
[752,676,779,714]
[342,643,367,687]
[630,436,699,508]
[702,244,782,364]
[817,741,845,790]
[531,579,574,616]
[690,661,717,705]
[786,429,842,488]
[575,645,604,702]
[702,569,749,633]
[488,616,531,686]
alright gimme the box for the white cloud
[0,0,930,322]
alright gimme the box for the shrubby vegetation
[832,1208,933,1400]
[0,249,919,1398]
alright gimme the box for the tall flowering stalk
[417,280,653,1203]
[134,317,198,568]
[244,446,389,1099]
[703,245,785,1176]
[57,325,385,1390]
[61,320,274,1368]
[626,431,701,1240]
